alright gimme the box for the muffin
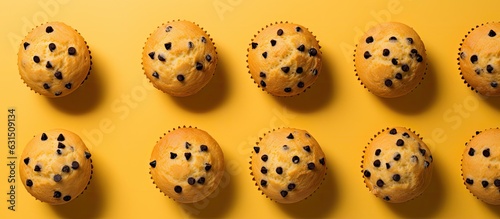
[17,22,92,98]
[149,126,225,203]
[355,22,427,98]
[247,22,322,97]
[142,20,218,97]
[19,129,93,205]
[459,23,500,96]
[361,127,433,203]
[250,128,327,203]
[462,128,500,205]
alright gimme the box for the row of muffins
[17,20,500,99]
[19,127,500,205]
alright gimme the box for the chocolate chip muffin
[355,22,427,98]
[361,127,433,203]
[247,22,322,97]
[17,22,92,98]
[462,128,500,205]
[19,129,93,205]
[459,23,500,96]
[251,128,327,203]
[142,20,218,97]
[149,126,225,203]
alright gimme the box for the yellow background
[1,0,500,218]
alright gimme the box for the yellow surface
[1,0,500,218]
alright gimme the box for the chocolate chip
[164,42,172,50]
[68,47,76,55]
[23,42,30,50]
[303,146,311,152]
[386,163,391,169]
[71,161,79,170]
[57,149,62,155]
[261,180,267,187]
[483,148,490,157]
[383,49,390,56]
[292,156,300,164]
[149,160,156,168]
[395,73,403,80]
[185,142,191,149]
[393,174,401,182]
[65,83,72,89]
[277,29,284,36]
[319,158,325,165]
[287,133,294,139]
[260,81,266,87]
[54,71,63,80]
[170,152,177,159]
[34,165,41,172]
[276,167,283,174]
[394,153,401,161]
[407,38,414,44]
[389,128,397,135]
[411,49,418,54]
[33,56,40,63]
[295,27,301,32]
[281,67,290,73]
[416,54,423,62]
[85,152,92,159]
[46,26,54,33]
[206,54,213,62]
[470,55,478,64]
[419,148,426,156]
[259,72,266,78]
[151,71,160,79]
[288,183,296,191]
[424,161,430,168]
[402,64,410,72]
[56,134,65,141]
[396,139,404,146]
[254,147,260,154]
[54,174,62,182]
[411,155,418,162]
[200,145,208,152]
[373,160,381,167]
[392,58,398,65]
[296,67,303,74]
[197,177,206,184]
[270,40,276,47]
[49,43,56,52]
[26,179,33,187]
[309,48,318,56]
[307,162,315,170]
[384,79,393,87]
[487,65,494,73]
[58,142,65,149]
[312,69,318,76]
[374,149,381,156]
[279,190,288,198]
[188,177,195,185]
[24,158,30,165]
[492,82,498,88]
[188,41,194,49]
[466,178,474,185]
[297,81,304,88]
[283,145,288,150]
[377,179,384,187]
[402,132,410,138]
[389,36,397,41]
[252,42,258,49]
[366,36,374,44]
[156,54,166,62]
[262,52,267,59]
[384,196,391,201]
[43,83,50,89]
[201,37,206,43]
[261,154,268,162]
[196,62,203,70]
[41,133,48,141]
[165,26,172,32]
[495,179,500,187]
[184,153,192,160]
[174,185,182,193]
[148,52,155,60]
[469,148,475,156]
[489,30,497,37]
[62,165,70,173]
[364,51,371,59]
[177,74,185,82]
[364,170,371,177]
[63,196,72,201]
[284,87,292,93]
[53,191,62,198]
[297,44,305,52]
[482,180,489,188]
[205,163,212,171]
[261,166,268,174]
